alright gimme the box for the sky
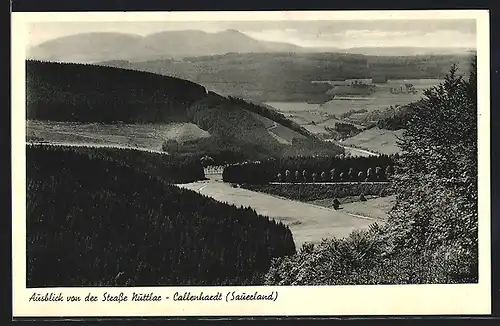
[27,19,477,49]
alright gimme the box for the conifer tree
[387,58,478,282]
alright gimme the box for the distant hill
[26,60,343,162]
[28,32,163,64]
[96,52,474,103]
[141,29,303,58]
[28,30,302,63]
[27,30,475,63]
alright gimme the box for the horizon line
[28,29,477,50]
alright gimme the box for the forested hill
[26,60,344,160]
[27,145,296,286]
[26,60,208,123]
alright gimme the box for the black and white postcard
[11,10,491,317]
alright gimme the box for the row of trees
[275,165,394,183]
[222,155,397,184]
[27,145,296,287]
[244,183,391,202]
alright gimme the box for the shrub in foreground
[265,225,477,285]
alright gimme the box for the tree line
[244,183,391,203]
[222,155,397,184]
[27,145,296,287]
[28,144,205,184]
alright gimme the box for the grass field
[176,179,380,247]
[309,195,395,220]
[341,127,404,155]
[26,120,211,151]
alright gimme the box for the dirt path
[176,180,379,248]
[324,139,378,157]
[266,121,292,145]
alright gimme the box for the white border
[12,10,491,317]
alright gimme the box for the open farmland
[27,120,211,151]
[267,79,443,116]
[263,79,443,140]
[321,79,444,115]
[176,180,380,247]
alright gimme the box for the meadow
[27,120,211,151]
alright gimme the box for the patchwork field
[26,120,211,151]
[263,78,441,141]
[266,79,441,116]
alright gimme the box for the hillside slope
[26,60,343,162]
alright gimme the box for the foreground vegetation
[264,61,478,284]
[27,145,296,287]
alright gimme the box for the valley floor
[176,177,386,248]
